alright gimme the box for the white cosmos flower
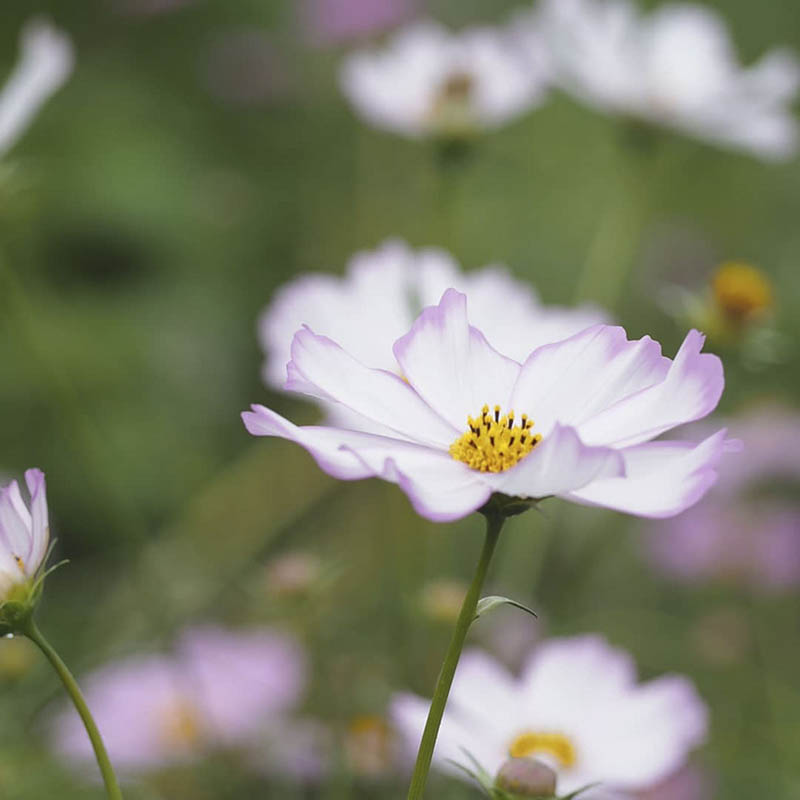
[0,469,49,602]
[0,19,74,157]
[259,239,608,431]
[244,288,729,522]
[391,636,708,798]
[517,0,799,160]
[340,21,548,138]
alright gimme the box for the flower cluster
[341,0,799,160]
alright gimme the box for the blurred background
[0,0,799,798]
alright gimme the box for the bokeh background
[1,0,799,798]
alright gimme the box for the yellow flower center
[712,261,772,321]
[449,405,541,473]
[508,731,577,768]
[159,701,202,749]
[346,715,395,776]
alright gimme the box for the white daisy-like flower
[0,19,74,157]
[244,287,729,522]
[340,21,548,138]
[0,469,49,604]
[259,238,608,431]
[517,0,799,160]
[391,636,708,798]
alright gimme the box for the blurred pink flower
[637,766,713,800]
[302,0,418,45]
[391,635,708,798]
[245,287,729,522]
[645,405,800,590]
[52,626,306,773]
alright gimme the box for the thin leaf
[475,595,538,621]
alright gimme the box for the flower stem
[22,619,124,800]
[405,511,504,800]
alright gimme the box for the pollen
[712,261,773,321]
[13,555,25,574]
[449,404,541,473]
[508,731,577,768]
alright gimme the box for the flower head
[0,19,74,157]
[0,469,50,623]
[340,22,547,138]
[52,625,306,772]
[245,288,728,522]
[302,0,417,45]
[259,239,607,430]
[391,636,708,797]
[646,405,800,590]
[520,0,799,160]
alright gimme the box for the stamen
[508,731,576,768]
[450,405,542,473]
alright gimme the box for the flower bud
[495,757,557,797]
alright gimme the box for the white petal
[483,424,624,499]
[25,468,49,573]
[287,326,457,447]
[0,480,33,564]
[580,675,708,788]
[509,325,669,438]
[0,19,74,156]
[393,289,521,432]
[577,330,723,447]
[242,405,489,521]
[564,430,728,518]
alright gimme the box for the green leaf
[475,595,538,622]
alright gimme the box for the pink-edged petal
[0,481,32,564]
[578,330,724,447]
[243,405,382,480]
[24,468,48,573]
[580,676,708,788]
[509,325,670,437]
[287,327,457,448]
[483,424,624,499]
[564,430,729,518]
[393,289,521,431]
[342,441,492,522]
[242,405,488,521]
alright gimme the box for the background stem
[405,512,504,800]
[23,619,124,800]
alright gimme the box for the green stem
[406,511,504,800]
[22,619,124,800]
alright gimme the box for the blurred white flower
[517,0,799,160]
[0,19,74,157]
[392,636,708,798]
[259,238,607,432]
[340,21,547,138]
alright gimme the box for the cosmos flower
[259,239,607,430]
[646,405,800,590]
[0,469,49,606]
[340,21,547,138]
[52,626,306,773]
[519,0,799,160]
[0,19,74,157]
[245,288,728,522]
[390,636,708,798]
